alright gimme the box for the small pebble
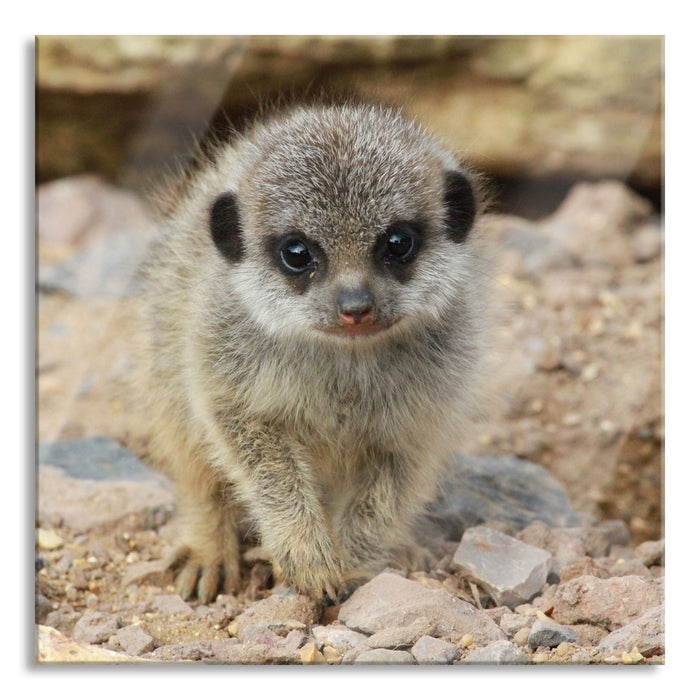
[322,645,341,664]
[513,627,531,646]
[411,635,460,664]
[299,641,326,665]
[37,528,64,551]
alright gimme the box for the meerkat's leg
[337,452,437,579]
[168,481,242,604]
[221,422,344,599]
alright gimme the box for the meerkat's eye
[380,221,423,266]
[279,238,315,273]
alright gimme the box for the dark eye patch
[210,192,244,264]
[443,170,476,243]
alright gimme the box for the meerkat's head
[206,102,482,345]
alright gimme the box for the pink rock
[339,572,505,645]
[552,575,663,630]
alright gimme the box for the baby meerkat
[141,100,489,603]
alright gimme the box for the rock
[36,528,64,550]
[527,618,577,648]
[36,38,662,191]
[427,455,580,540]
[452,526,551,607]
[233,587,319,638]
[44,604,81,636]
[605,557,652,580]
[208,640,299,665]
[151,594,192,616]
[499,611,535,637]
[631,223,664,263]
[491,214,576,279]
[35,594,52,624]
[38,436,163,482]
[633,539,664,567]
[552,575,664,630]
[73,610,122,645]
[597,605,664,657]
[513,628,531,646]
[147,641,215,662]
[516,520,587,579]
[559,556,610,582]
[299,641,327,664]
[411,635,460,664]
[39,232,150,299]
[37,625,147,663]
[354,648,416,664]
[37,465,173,534]
[37,175,154,246]
[541,181,653,268]
[311,624,367,654]
[459,640,531,665]
[115,625,155,655]
[365,617,438,649]
[338,572,505,645]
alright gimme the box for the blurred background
[36,35,663,215]
[36,36,664,544]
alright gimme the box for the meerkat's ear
[210,191,244,263]
[443,170,477,243]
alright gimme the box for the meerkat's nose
[337,287,376,325]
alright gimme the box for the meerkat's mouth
[318,317,402,338]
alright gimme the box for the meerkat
[141,100,489,604]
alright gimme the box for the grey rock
[152,594,192,616]
[116,625,155,655]
[311,624,367,654]
[354,648,416,664]
[38,229,152,299]
[496,214,576,279]
[567,520,631,558]
[460,640,531,665]
[597,605,664,657]
[338,572,505,645]
[37,436,163,482]
[35,594,52,624]
[427,455,580,540]
[452,526,551,607]
[73,610,122,645]
[527,619,577,648]
[411,635,460,664]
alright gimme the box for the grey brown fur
[141,101,490,603]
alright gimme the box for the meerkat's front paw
[273,541,345,602]
[164,544,241,604]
